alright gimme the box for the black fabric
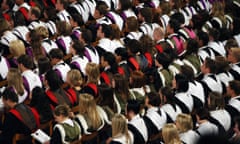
[128,123,146,144]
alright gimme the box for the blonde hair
[176,113,193,133]
[211,2,227,25]
[112,114,130,144]
[67,69,83,87]
[35,26,49,39]
[162,123,181,144]
[85,63,100,84]
[79,94,102,130]
[7,68,24,96]
[9,40,26,57]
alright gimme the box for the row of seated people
[1,69,240,144]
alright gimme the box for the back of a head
[170,12,185,25]
[17,54,34,69]
[49,48,64,60]
[208,92,225,110]
[127,99,140,115]
[160,86,175,104]
[139,7,152,23]
[98,83,114,108]
[146,92,161,107]
[130,70,146,88]
[126,16,139,31]
[54,104,70,117]
[45,70,63,91]
[2,87,18,103]
[175,74,189,92]
[176,113,193,133]
[81,29,92,44]
[115,48,128,61]
[229,80,240,96]
[155,52,173,69]
[127,39,142,54]
[101,24,112,38]
[197,31,209,46]
[208,28,220,41]
[180,65,195,81]
[168,18,181,33]
[162,123,181,144]
[196,107,209,120]
[204,57,217,74]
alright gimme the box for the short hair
[180,65,194,80]
[204,57,217,73]
[139,7,152,23]
[126,39,141,54]
[2,87,18,103]
[155,52,172,69]
[9,40,25,57]
[175,74,189,92]
[17,54,34,69]
[95,3,108,15]
[229,80,240,95]
[71,13,84,26]
[101,24,112,38]
[54,104,70,117]
[81,29,92,44]
[185,38,199,55]
[30,6,41,19]
[111,24,121,39]
[197,31,209,46]
[126,16,138,31]
[57,0,68,9]
[49,48,64,60]
[176,113,193,133]
[170,12,185,25]
[102,52,118,74]
[127,99,140,114]
[196,107,210,120]
[115,48,128,60]
[208,28,220,41]
[146,92,161,107]
[229,48,240,62]
[168,19,181,32]
[56,21,72,36]
[224,39,238,51]
[72,40,85,57]
[208,92,225,110]
[119,0,132,10]
[160,86,175,104]
[215,56,230,73]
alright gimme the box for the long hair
[79,94,102,130]
[176,113,193,133]
[7,68,24,96]
[98,83,116,112]
[112,114,130,144]
[113,74,130,102]
[85,63,100,84]
[162,123,181,144]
